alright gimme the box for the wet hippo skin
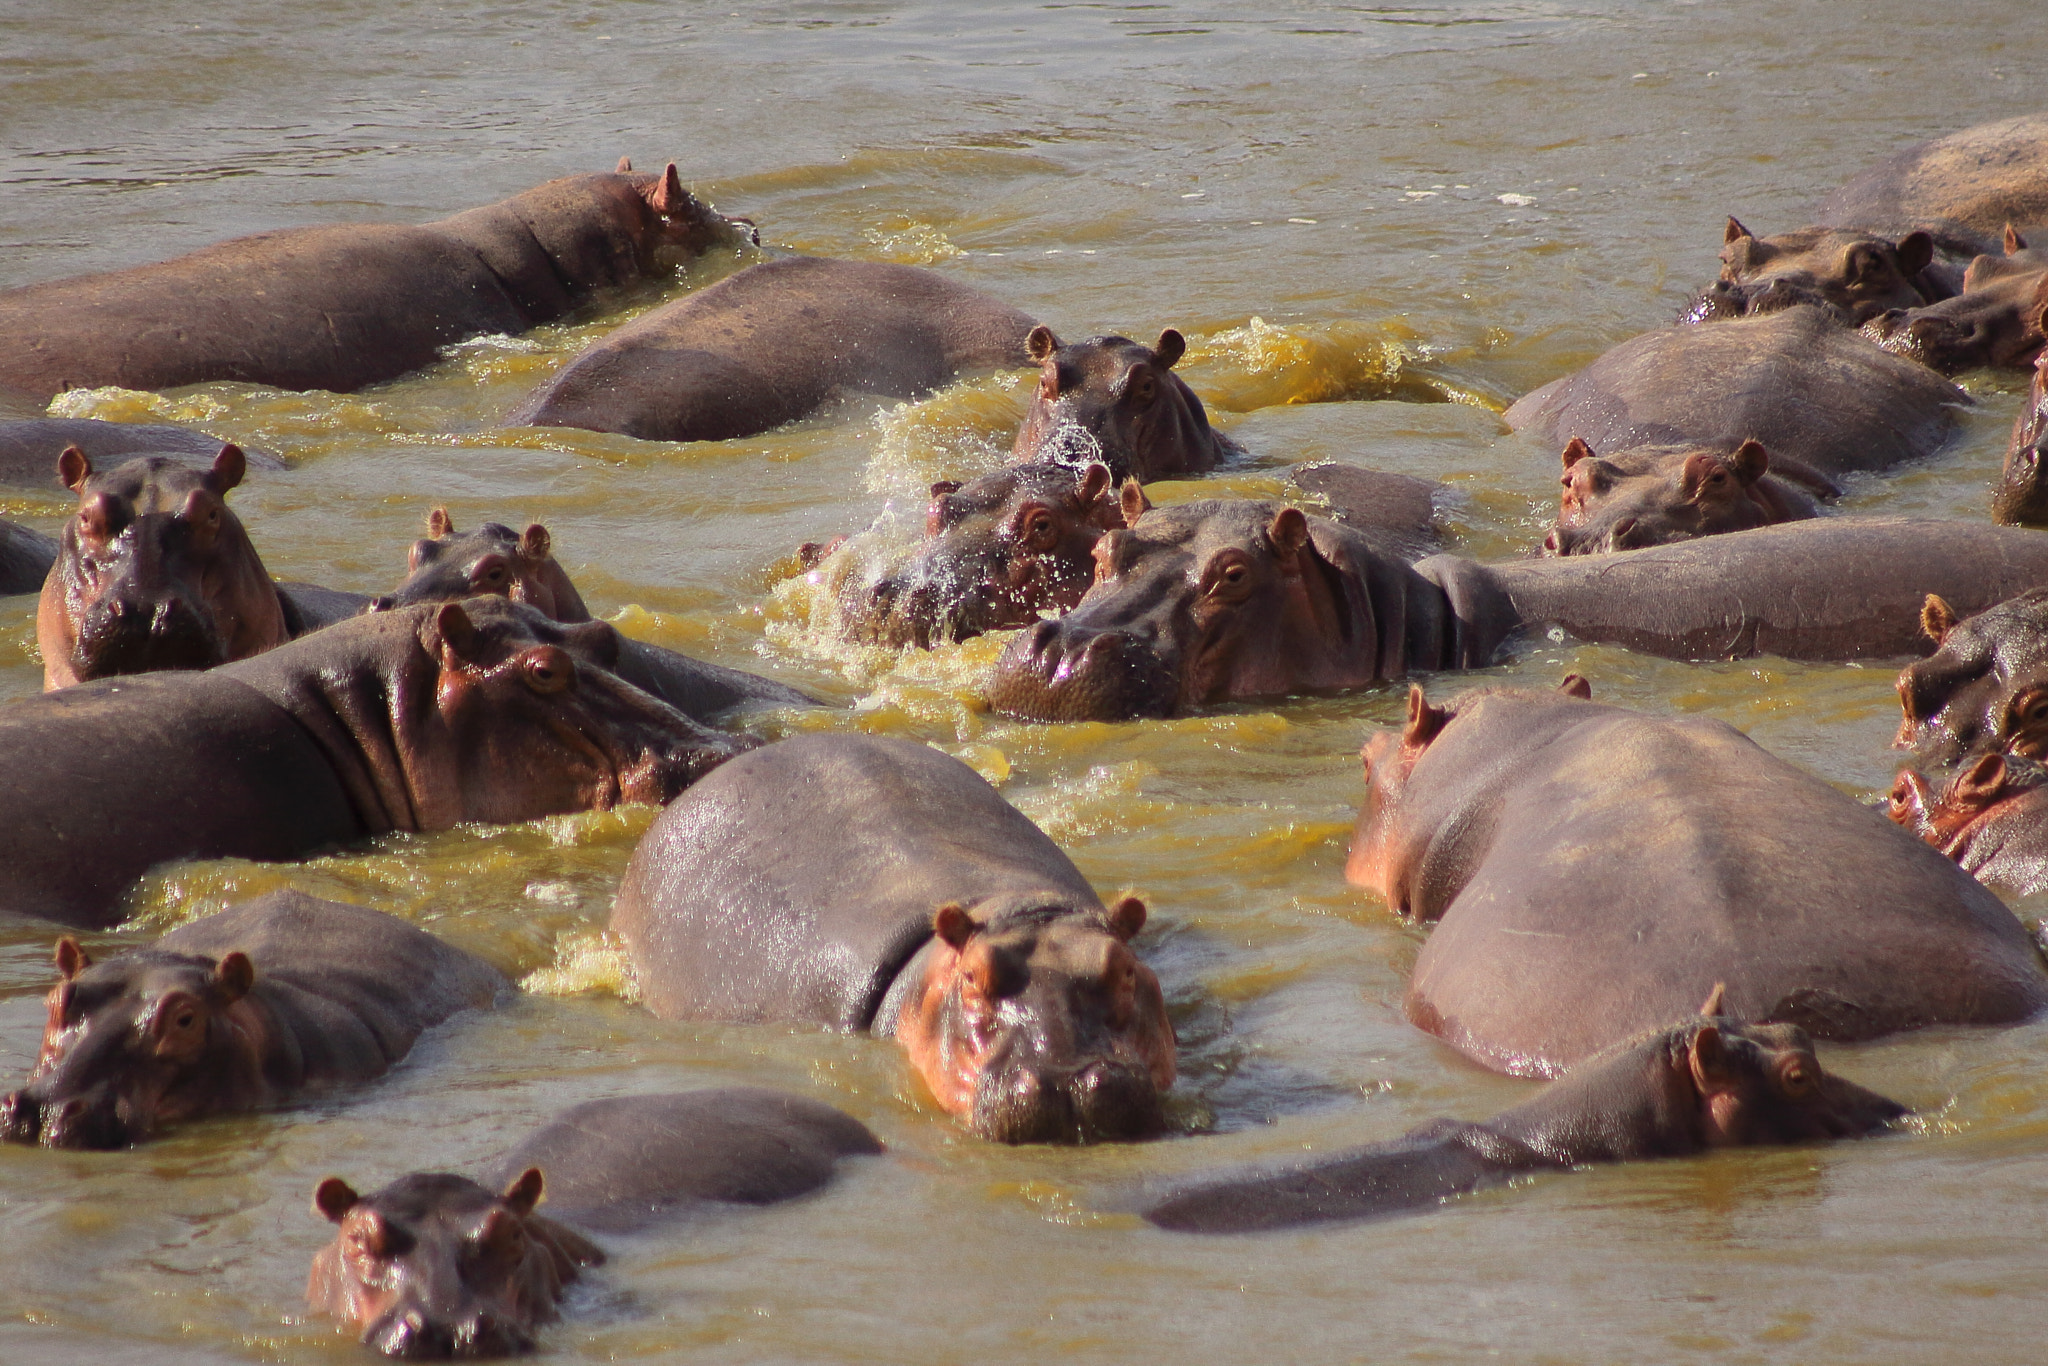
[1895,589,2048,765]
[1863,229,2048,376]
[1540,437,1834,556]
[1817,113,2048,257]
[1891,753,2048,898]
[0,419,284,488]
[1011,327,1240,481]
[1689,220,1947,326]
[1347,682,2048,1077]
[0,519,57,596]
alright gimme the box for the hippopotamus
[1010,327,1241,481]
[1687,219,1948,325]
[1863,226,2048,375]
[611,734,1177,1143]
[1993,350,2048,526]
[1347,681,2048,1077]
[0,598,748,928]
[1,519,57,596]
[0,893,503,1149]
[307,1090,879,1358]
[1284,461,1446,563]
[0,418,284,488]
[1541,436,1835,555]
[0,164,745,401]
[1507,306,1967,479]
[36,444,290,690]
[1894,589,2048,765]
[1143,1000,1904,1233]
[1891,753,2048,898]
[372,508,816,716]
[509,257,1038,442]
[1817,113,2048,258]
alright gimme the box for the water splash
[861,219,966,264]
[862,371,1028,498]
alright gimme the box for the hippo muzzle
[364,1302,535,1361]
[75,588,221,676]
[988,615,1183,722]
[0,1086,136,1150]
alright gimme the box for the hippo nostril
[1027,619,1061,655]
[1541,528,1565,555]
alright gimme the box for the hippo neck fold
[869,894,1108,1037]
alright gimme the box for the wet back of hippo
[612,733,1098,1026]
[1818,113,2048,256]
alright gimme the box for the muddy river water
[4,2,2048,1361]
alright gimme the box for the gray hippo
[1894,589,2048,765]
[509,257,1038,442]
[0,893,504,1148]
[0,599,749,928]
[306,1090,879,1358]
[1144,1001,1904,1233]
[1347,681,2048,1076]
[1541,436,1835,555]
[1,519,56,596]
[0,418,284,488]
[1994,350,2048,526]
[611,734,1177,1144]
[1011,327,1240,481]
[1687,218,1948,325]
[1891,753,2048,898]
[0,164,745,401]
[1817,113,2048,257]
[1863,226,2048,375]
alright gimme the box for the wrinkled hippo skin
[1891,753,2048,898]
[0,419,283,488]
[1817,113,2048,258]
[37,445,290,690]
[511,256,1038,442]
[1894,589,2048,765]
[0,166,743,401]
[1994,351,2048,526]
[1011,327,1239,482]
[612,734,1176,1144]
[1542,437,1833,555]
[1144,1010,1904,1233]
[1690,219,1947,325]
[1,519,57,596]
[1346,682,2048,1077]
[0,893,503,1149]
[0,599,748,928]
[1864,228,2048,375]
[1506,306,1967,478]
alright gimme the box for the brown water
[5,2,2048,1362]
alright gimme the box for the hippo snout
[0,1090,40,1145]
[987,619,1180,722]
[367,1304,535,1360]
[618,729,759,807]
[78,592,219,675]
[970,1058,1163,1145]
[30,1092,131,1150]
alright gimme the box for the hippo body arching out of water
[510,256,1038,442]
[1817,113,2048,257]
[0,893,504,1149]
[0,419,284,489]
[0,167,743,401]
[612,734,1177,1144]
[1,519,56,596]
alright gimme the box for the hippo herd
[6,116,2048,1355]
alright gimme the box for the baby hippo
[1891,753,2048,898]
[370,508,590,619]
[1542,436,1834,555]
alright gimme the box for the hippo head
[620,159,756,261]
[895,897,1175,1144]
[1864,229,2048,375]
[1542,437,1795,554]
[1889,751,2048,856]
[39,444,286,689]
[370,509,591,622]
[1894,590,2048,764]
[1993,350,2048,526]
[1660,995,1908,1147]
[1707,220,1938,325]
[1011,327,1222,482]
[307,1168,603,1359]
[858,462,1126,648]
[0,937,258,1149]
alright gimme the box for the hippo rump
[1345,681,2048,1077]
[509,256,1038,442]
[1817,113,2048,257]
[1863,227,2048,375]
[0,893,504,1149]
[1144,1005,1904,1234]
[0,418,284,488]
[1995,351,2048,526]
[1895,589,2048,765]
[1687,218,1949,325]
[0,164,744,402]
[611,734,1177,1144]
[1,519,56,596]
[1507,306,1967,479]
[1011,326,1241,482]
[0,598,747,928]
[308,1090,879,1358]
[1541,436,1835,556]
[1892,753,2048,898]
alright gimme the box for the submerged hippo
[1817,113,2048,257]
[1011,327,1240,481]
[1,519,57,596]
[0,599,748,928]
[0,893,503,1149]
[1347,681,2048,1076]
[1994,350,2048,526]
[612,735,1177,1144]
[1144,1000,1904,1234]
[1541,436,1834,555]
[37,444,290,690]
[1509,306,1967,479]
[0,164,744,401]
[309,1090,879,1358]
[1891,753,2048,898]
[1863,226,2048,375]
[1689,218,1947,325]
[0,418,284,489]
[1894,589,2048,765]
[510,257,1038,442]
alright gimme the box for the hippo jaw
[985,614,1186,722]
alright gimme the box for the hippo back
[1818,113,2048,256]
[1,518,56,596]
[612,733,1099,1027]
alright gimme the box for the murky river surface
[4,2,2048,1361]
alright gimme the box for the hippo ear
[1105,895,1147,942]
[1153,328,1187,369]
[1953,752,2011,805]
[428,506,456,539]
[519,523,552,561]
[213,951,254,1004]
[2006,223,2029,256]
[1560,437,1594,472]
[615,155,633,174]
[648,163,686,214]
[1119,478,1152,528]
[1403,684,1451,750]
[933,902,977,951]
[928,479,963,500]
[1027,325,1060,363]
[57,445,92,493]
[208,443,246,493]
[1267,507,1311,560]
[500,1167,545,1216]
[1723,216,1753,246]
[313,1178,360,1223]
[1893,230,1934,279]
[1699,981,1728,1019]
[1075,461,1112,506]
[561,619,622,671]
[1558,673,1592,700]
[1688,1023,1733,1090]
[1920,594,1959,646]
[1728,439,1769,486]
[53,937,90,981]
[435,602,481,663]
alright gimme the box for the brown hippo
[1817,113,2048,258]
[0,598,748,929]
[1011,327,1241,482]
[612,734,1177,1144]
[0,164,744,401]
[1993,350,2048,526]
[1894,589,2048,765]
[1687,219,1948,325]
[1891,753,2048,898]
[1,518,57,596]
[1284,460,1446,563]
[0,418,284,488]
[1541,436,1835,555]
[509,257,1038,442]
[1507,306,1968,479]
[36,445,290,690]
[1863,227,2048,375]
[1143,1000,1904,1234]
[1347,681,2048,1077]
[0,893,504,1149]
[308,1090,879,1358]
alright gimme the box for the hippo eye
[1775,1056,1815,1098]
[520,647,575,695]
